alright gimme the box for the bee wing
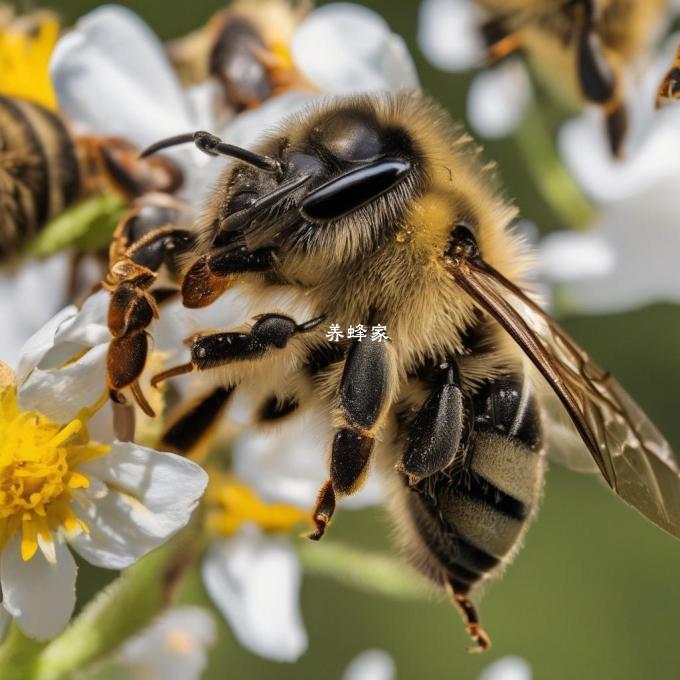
[449,255,680,539]
[535,380,601,474]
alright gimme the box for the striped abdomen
[0,96,82,260]
[403,372,545,594]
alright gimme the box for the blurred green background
[46,0,680,677]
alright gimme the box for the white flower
[479,656,532,680]
[292,3,419,93]
[50,5,211,148]
[50,3,420,207]
[0,314,208,641]
[49,5,221,207]
[418,0,485,71]
[342,649,396,680]
[232,408,383,510]
[0,254,70,371]
[542,35,680,313]
[417,0,532,138]
[202,526,306,663]
[466,59,532,139]
[117,606,216,680]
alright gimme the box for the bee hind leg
[444,576,491,653]
[397,359,466,482]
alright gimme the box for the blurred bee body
[168,0,310,112]
[138,91,680,651]
[656,42,680,107]
[0,95,80,259]
[0,95,183,262]
[477,0,668,155]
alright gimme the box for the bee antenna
[140,131,283,175]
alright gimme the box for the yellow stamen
[206,475,310,537]
[0,11,59,108]
[0,363,110,561]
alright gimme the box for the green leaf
[27,194,126,259]
[297,540,429,601]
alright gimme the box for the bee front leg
[106,202,194,416]
[151,313,325,386]
[397,359,466,483]
[308,337,396,540]
[181,245,275,308]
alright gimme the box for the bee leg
[181,245,275,309]
[106,214,194,416]
[480,17,522,63]
[574,3,627,156]
[107,332,151,413]
[160,385,236,457]
[151,313,325,386]
[398,359,466,482]
[656,47,680,108]
[308,337,394,540]
[444,576,491,653]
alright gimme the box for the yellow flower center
[0,12,59,108]
[0,375,109,562]
[207,476,310,537]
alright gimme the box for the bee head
[217,98,425,264]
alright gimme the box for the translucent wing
[447,253,680,539]
[537,380,601,474]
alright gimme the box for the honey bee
[0,95,183,262]
[656,42,680,107]
[124,91,680,651]
[168,0,310,113]
[475,0,669,156]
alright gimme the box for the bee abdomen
[404,373,545,593]
[0,96,81,258]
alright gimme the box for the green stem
[513,102,594,230]
[32,524,204,680]
[0,624,46,680]
[297,541,429,601]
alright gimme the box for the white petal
[1,536,77,641]
[0,607,11,644]
[0,255,70,372]
[70,443,207,569]
[50,5,195,147]
[16,305,77,384]
[418,0,485,71]
[221,91,315,150]
[118,606,216,680]
[52,290,110,348]
[292,3,419,93]
[539,231,615,282]
[343,649,396,680]
[202,530,307,662]
[479,656,532,680]
[18,343,108,423]
[232,409,383,509]
[467,60,531,138]
[539,176,680,313]
[17,289,110,386]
